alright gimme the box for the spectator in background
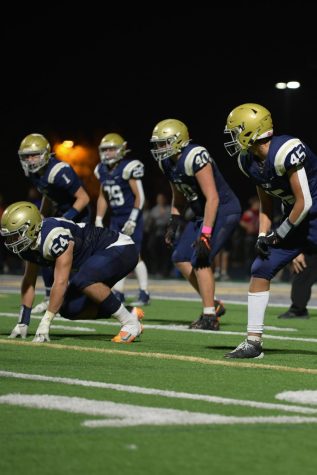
[18,133,91,314]
[239,195,260,277]
[278,252,317,319]
[94,133,150,306]
[214,244,231,282]
[146,193,173,277]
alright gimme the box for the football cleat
[224,339,264,359]
[130,290,150,306]
[214,299,226,318]
[32,299,49,314]
[278,309,309,319]
[111,306,144,343]
[189,314,220,331]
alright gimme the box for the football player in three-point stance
[94,133,150,306]
[150,119,241,331]
[1,201,143,343]
[224,103,317,358]
[18,133,91,315]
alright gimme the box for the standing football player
[18,133,91,317]
[150,119,241,330]
[224,103,317,358]
[94,133,150,306]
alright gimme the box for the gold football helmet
[99,133,129,166]
[0,201,42,254]
[18,133,51,176]
[224,103,273,156]
[150,119,190,162]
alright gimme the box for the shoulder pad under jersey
[274,138,306,176]
[122,160,144,180]
[47,162,71,184]
[184,146,212,176]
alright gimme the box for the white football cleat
[32,300,49,314]
[112,307,144,343]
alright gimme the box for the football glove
[255,231,282,258]
[121,219,137,236]
[265,230,281,246]
[165,215,185,248]
[121,208,140,236]
[33,310,55,343]
[8,323,28,339]
[255,235,270,258]
[8,304,32,339]
[193,233,211,269]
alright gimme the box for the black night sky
[2,4,317,210]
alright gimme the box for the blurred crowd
[0,189,291,282]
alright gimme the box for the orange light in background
[61,140,74,149]
[53,140,100,203]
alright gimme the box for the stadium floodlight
[275,81,301,90]
[275,82,287,89]
[286,81,300,89]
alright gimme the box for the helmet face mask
[99,133,128,166]
[18,133,51,176]
[224,103,273,157]
[150,119,190,162]
[224,125,245,157]
[0,201,42,254]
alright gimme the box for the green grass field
[1,292,317,475]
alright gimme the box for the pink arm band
[202,225,212,234]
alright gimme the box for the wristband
[258,232,266,237]
[43,310,56,322]
[129,208,141,222]
[202,225,212,235]
[18,305,32,325]
[63,207,79,220]
[276,218,294,239]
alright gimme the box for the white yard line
[3,313,317,343]
[1,370,317,414]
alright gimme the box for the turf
[1,293,317,475]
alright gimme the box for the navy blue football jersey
[29,155,91,221]
[159,143,241,217]
[237,135,317,215]
[94,158,144,218]
[19,217,122,269]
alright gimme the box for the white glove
[33,310,55,343]
[9,323,28,339]
[95,216,104,228]
[121,219,136,236]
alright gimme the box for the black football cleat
[189,314,220,331]
[224,339,264,359]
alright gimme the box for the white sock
[248,335,262,343]
[135,260,148,291]
[112,304,135,326]
[247,291,270,334]
[203,307,215,315]
[113,277,126,294]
